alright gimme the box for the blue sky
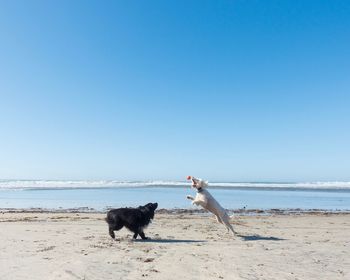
[0,0,349,181]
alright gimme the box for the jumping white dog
[186,176,236,235]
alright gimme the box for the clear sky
[0,0,349,182]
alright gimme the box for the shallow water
[1,187,350,211]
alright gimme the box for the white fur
[186,177,236,236]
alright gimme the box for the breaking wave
[1,180,350,190]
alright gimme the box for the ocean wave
[1,180,350,190]
[0,180,187,190]
[209,181,350,189]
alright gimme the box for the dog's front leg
[139,231,148,240]
[192,199,202,206]
[187,195,201,206]
[109,227,115,239]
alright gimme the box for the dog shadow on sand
[133,238,207,243]
[237,234,285,241]
[134,235,285,242]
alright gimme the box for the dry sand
[0,212,349,280]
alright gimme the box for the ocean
[0,180,350,212]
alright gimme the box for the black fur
[106,202,158,240]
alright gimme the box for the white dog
[186,176,236,235]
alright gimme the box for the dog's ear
[144,203,158,212]
[202,181,209,188]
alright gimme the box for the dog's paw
[186,195,193,200]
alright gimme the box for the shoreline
[2,186,350,191]
[1,207,350,215]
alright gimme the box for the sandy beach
[0,211,349,280]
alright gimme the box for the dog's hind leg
[222,215,236,235]
[109,226,116,239]
[215,215,223,224]
[108,222,124,239]
[226,223,236,235]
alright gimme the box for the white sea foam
[0,180,187,190]
[209,181,350,189]
[0,180,350,190]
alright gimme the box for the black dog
[106,202,158,240]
